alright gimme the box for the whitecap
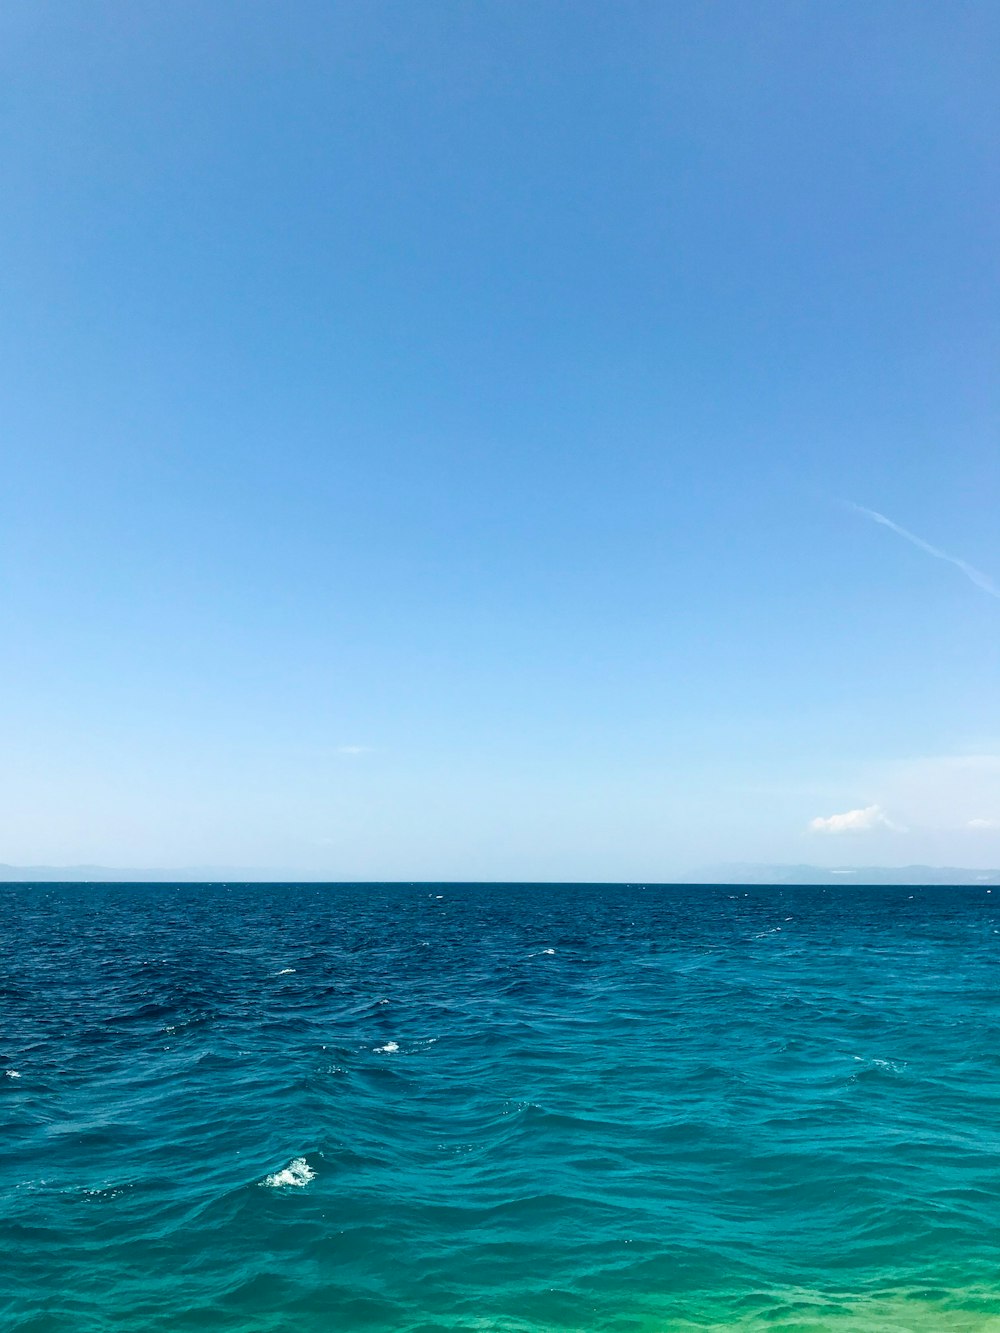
[852,1055,905,1075]
[260,1157,315,1189]
[275,968,296,976]
[5,1069,21,1079]
[374,1041,399,1053]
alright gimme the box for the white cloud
[799,754,1000,860]
[808,804,902,834]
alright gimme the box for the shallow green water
[3,883,1000,1329]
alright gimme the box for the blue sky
[2,1,998,877]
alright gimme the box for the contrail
[851,504,1000,600]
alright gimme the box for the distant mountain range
[1,863,999,885]
[0,864,271,882]
[688,863,1000,886]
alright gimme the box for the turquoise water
[3,882,1000,1331]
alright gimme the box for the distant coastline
[2,862,999,885]
[687,862,1000,886]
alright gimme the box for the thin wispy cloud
[851,504,1000,600]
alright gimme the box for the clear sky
[2,1,998,878]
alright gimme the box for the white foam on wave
[81,1185,127,1199]
[374,1041,399,1053]
[275,968,296,976]
[260,1157,315,1189]
[5,1069,21,1078]
[852,1055,906,1075]
[528,948,556,957]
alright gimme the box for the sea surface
[3,882,1000,1331]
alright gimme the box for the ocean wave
[259,1157,315,1189]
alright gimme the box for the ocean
[3,882,1000,1331]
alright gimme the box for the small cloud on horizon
[966,817,1000,831]
[808,804,904,834]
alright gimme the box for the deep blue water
[3,882,1000,1331]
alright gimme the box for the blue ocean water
[3,883,1000,1331]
